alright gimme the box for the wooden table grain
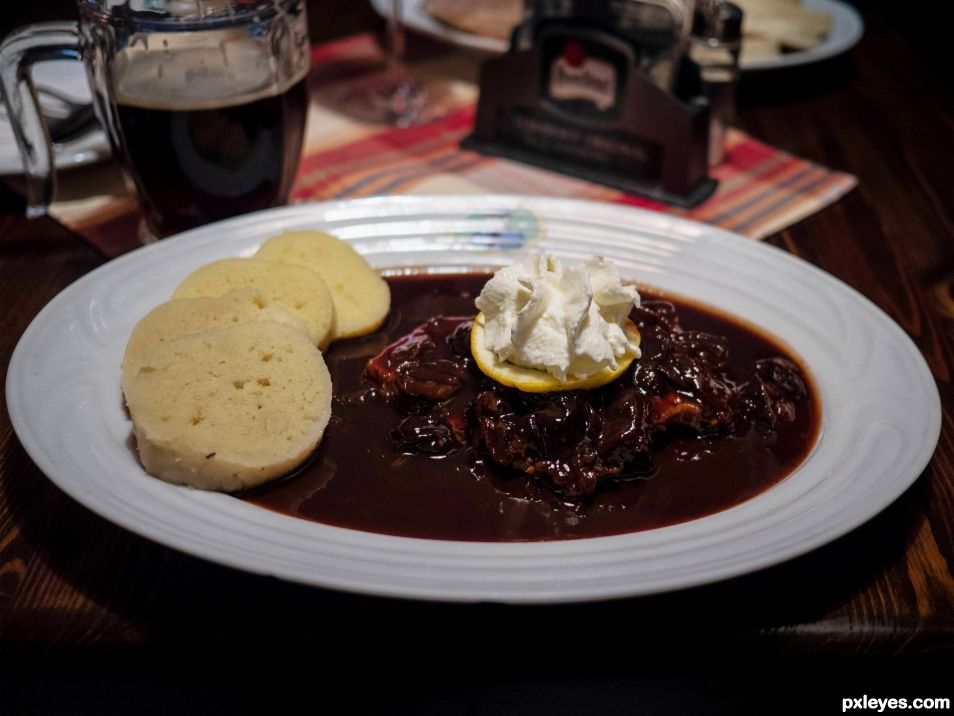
[1,1,952,709]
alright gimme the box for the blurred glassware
[0,0,311,240]
[335,0,451,127]
[689,0,742,166]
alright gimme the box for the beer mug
[0,0,310,239]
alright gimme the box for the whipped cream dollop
[474,254,641,381]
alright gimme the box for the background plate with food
[373,0,864,72]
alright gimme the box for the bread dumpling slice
[172,258,336,349]
[123,287,309,375]
[256,230,390,340]
[123,321,333,492]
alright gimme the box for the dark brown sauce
[242,273,819,541]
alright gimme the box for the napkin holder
[462,25,717,208]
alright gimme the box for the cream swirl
[474,254,640,381]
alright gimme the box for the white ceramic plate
[6,196,939,603]
[0,60,110,176]
[740,0,864,71]
[374,0,864,72]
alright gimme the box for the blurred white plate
[374,0,864,71]
[741,0,864,71]
[6,196,939,603]
[0,59,110,175]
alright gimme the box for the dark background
[2,1,952,713]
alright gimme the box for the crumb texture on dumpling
[256,230,390,340]
[123,321,333,492]
[172,258,336,349]
[123,287,310,374]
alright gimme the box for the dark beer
[114,79,308,237]
[110,42,310,237]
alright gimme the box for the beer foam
[114,34,308,110]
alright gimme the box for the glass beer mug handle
[0,22,82,218]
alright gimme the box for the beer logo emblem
[549,41,616,111]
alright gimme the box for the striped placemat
[47,34,856,257]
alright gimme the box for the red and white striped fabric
[54,34,857,257]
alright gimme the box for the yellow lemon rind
[470,313,641,393]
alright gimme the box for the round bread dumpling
[123,287,309,375]
[123,321,333,492]
[255,230,390,340]
[172,258,336,349]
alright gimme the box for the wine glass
[338,0,451,127]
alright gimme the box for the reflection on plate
[372,0,864,72]
[6,196,939,603]
[0,60,110,175]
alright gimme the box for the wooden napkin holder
[462,24,717,208]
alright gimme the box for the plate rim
[371,0,865,72]
[5,195,940,603]
[740,0,865,72]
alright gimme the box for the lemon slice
[470,313,641,393]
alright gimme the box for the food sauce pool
[242,273,819,541]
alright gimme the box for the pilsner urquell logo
[549,40,616,111]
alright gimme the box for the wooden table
[2,2,952,709]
